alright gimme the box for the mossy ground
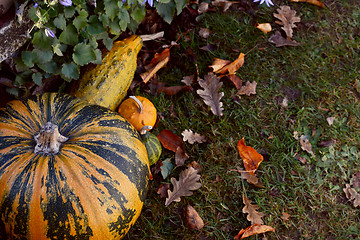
[127,0,360,239]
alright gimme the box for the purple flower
[33,3,39,8]
[59,0,72,7]
[142,0,154,7]
[253,0,274,7]
[45,28,55,38]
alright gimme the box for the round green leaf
[21,51,38,68]
[72,43,96,66]
[32,72,43,86]
[61,62,79,80]
[34,49,53,64]
[54,14,66,30]
[59,24,78,46]
[32,31,53,50]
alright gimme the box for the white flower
[253,0,274,7]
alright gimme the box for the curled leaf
[237,138,264,175]
[255,23,272,34]
[290,0,325,8]
[234,224,275,239]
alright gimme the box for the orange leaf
[290,0,325,8]
[157,130,184,152]
[237,138,263,175]
[215,53,245,75]
[141,48,170,84]
[234,224,275,239]
[210,58,231,72]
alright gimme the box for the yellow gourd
[69,35,143,111]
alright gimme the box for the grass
[126,0,360,239]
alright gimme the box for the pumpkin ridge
[70,141,149,201]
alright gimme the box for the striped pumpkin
[140,128,162,166]
[0,93,150,239]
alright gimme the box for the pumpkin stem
[140,125,153,135]
[129,96,143,114]
[34,122,68,154]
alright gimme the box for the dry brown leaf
[157,85,193,95]
[343,184,360,207]
[187,161,202,173]
[273,5,301,38]
[237,81,257,96]
[255,23,272,34]
[227,74,242,90]
[199,28,210,39]
[140,31,164,41]
[234,224,275,239]
[211,0,234,12]
[141,48,170,83]
[182,129,207,144]
[184,205,205,230]
[299,135,313,154]
[326,116,335,126]
[165,167,202,206]
[242,195,264,225]
[197,73,224,116]
[281,212,290,222]
[198,2,209,14]
[231,168,264,187]
[175,146,190,166]
[157,184,170,198]
[181,75,195,86]
[290,0,325,8]
[269,31,300,47]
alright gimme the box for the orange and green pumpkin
[0,92,150,239]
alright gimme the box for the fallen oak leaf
[182,129,207,144]
[273,5,301,38]
[290,0,325,8]
[237,81,257,96]
[234,224,275,239]
[242,195,264,225]
[165,167,202,206]
[184,205,205,230]
[237,138,264,175]
[197,72,224,116]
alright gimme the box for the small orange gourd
[118,96,157,131]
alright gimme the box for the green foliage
[12,0,186,96]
